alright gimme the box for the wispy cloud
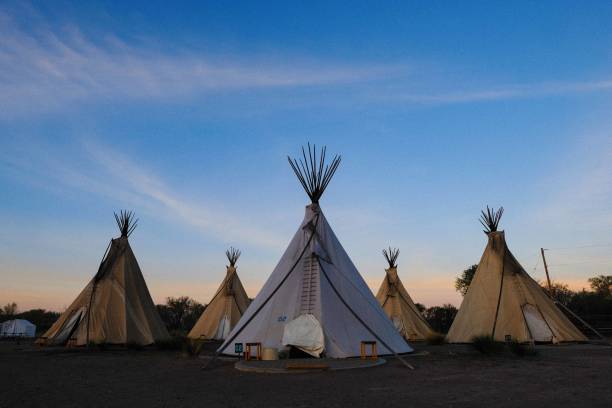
[0,137,286,249]
[83,140,286,248]
[3,5,612,119]
[0,7,396,119]
[389,79,612,105]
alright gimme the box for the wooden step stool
[245,342,262,361]
[360,341,377,360]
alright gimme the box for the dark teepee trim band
[491,244,506,338]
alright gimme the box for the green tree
[538,281,576,306]
[455,264,478,296]
[550,282,576,306]
[588,275,612,297]
[423,304,458,333]
[2,302,18,316]
[156,297,205,333]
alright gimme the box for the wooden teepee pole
[540,248,610,344]
[540,248,553,296]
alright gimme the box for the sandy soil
[1,341,611,408]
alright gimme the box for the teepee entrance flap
[52,308,85,345]
[216,316,232,340]
[282,314,325,357]
[522,304,554,342]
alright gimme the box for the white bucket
[262,347,279,360]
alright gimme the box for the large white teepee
[376,248,435,341]
[38,211,170,346]
[188,248,251,340]
[218,145,412,358]
[447,207,587,343]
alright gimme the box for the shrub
[471,335,504,354]
[425,333,447,345]
[507,340,537,357]
[155,334,203,356]
[183,339,204,356]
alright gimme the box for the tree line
[3,271,609,336]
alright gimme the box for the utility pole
[540,248,553,297]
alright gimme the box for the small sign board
[235,343,243,354]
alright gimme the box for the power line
[546,244,612,251]
[548,260,612,267]
[530,256,541,273]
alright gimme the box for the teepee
[446,207,586,343]
[217,145,412,358]
[376,248,435,340]
[188,248,251,340]
[38,211,170,346]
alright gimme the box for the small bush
[471,335,504,354]
[507,340,537,357]
[182,338,204,356]
[425,333,447,345]
[155,335,203,356]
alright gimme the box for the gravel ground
[1,341,611,408]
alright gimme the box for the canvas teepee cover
[217,145,412,358]
[38,211,169,346]
[188,248,251,340]
[376,248,435,340]
[446,207,586,343]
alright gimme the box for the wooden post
[541,248,553,296]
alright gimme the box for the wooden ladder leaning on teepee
[300,255,319,315]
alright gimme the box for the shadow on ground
[1,340,611,407]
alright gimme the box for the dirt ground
[1,341,611,408]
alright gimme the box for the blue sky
[1,1,612,311]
